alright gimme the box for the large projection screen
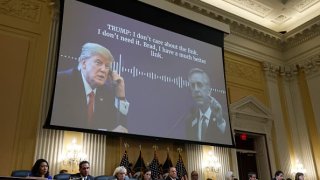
[46,0,233,146]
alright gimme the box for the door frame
[229,96,275,179]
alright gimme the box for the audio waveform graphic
[60,54,226,94]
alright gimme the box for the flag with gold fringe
[162,150,173,174]
[133,150,146,173]
[149,150,161,179]
[119,150,129,171]
[176,153,188,180]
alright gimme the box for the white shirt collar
[199,106,211,122]
[81,71,97,104]
[81,71,96,94]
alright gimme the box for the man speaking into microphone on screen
[52,42,129,133]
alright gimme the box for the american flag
[162,151,173,174]
[176,153,188,180]
[119,150,129,170]
[149,151,161,179]
[133,150,146,172]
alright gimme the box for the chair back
[53,173,71,180]
[11,170,31,177]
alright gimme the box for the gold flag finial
[124,142,130,149]
[152,145,158,151]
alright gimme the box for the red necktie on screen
[87,91,95,122]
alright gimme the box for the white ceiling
[200,0,320,32]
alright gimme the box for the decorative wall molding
[224,39,283,64]
[166,0,283,49]
[294,0,320,13]
[298,55,320,75]
[262,62,280,80]
[0,0,41,22]
[279,65,299,82]
[165,0,320,51]
[272,14,290,25]
[228,21,283,50]
[230,96,273,137]
[282,52,320,77]
[230,95,272,121]
[222,0,272,18]
[262,54,320,81]
[262,61,302,81]
[48,0,60,21]
[225,60,261,82]
[284,22,320,50]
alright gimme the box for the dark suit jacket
[70,173,94,180]
[165,176,178,180]
[185,99,226,143]
[51,68,126,131]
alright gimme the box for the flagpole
[176,148,188,180]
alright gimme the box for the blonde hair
[225,171,233,180]
[77,42,114,70]
[113,166,127,177]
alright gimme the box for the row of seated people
[10,159,170,180]
[11,159,305,180]
[10,158,223,180]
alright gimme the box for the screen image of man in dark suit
[185,68,226,143]
[51,42,129,132]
